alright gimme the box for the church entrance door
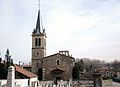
[56,76,61,81]
[51,69,64,81]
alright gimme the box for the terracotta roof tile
[14,65,37,78]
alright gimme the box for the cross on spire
[38,0,40,10]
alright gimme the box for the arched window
[35,38,37,46]
[57,60,60,65]
[38,38,41,46]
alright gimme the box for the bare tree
[112,59,120,72]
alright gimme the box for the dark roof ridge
[43,53,75,60]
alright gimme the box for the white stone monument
[7,66,15,87]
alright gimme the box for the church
[31,8,75,81]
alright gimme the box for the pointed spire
[32,0,46,36]
[35,0,41,34]
[36,10,41,33]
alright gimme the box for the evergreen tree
[5,49,13,69]
[0,49,13,79]
[0,58,7,79]
[72,63,80,80]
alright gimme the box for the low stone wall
[38,80,94,87]
[0,79,30,87]
[0,80,95,87]
[0,80,7,87]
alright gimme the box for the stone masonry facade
[42,53,75,81]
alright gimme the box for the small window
[37,52,39,55]
[35,38,37,46]
[57,60,60,65]
[38,38,41,46]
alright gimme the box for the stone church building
[31,9,75,81]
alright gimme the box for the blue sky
[0,0,120,63]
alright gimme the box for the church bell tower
[31,8,46,74]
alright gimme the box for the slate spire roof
[32,1,46,36]
[32,9,41,35]
[36,9,41,34]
